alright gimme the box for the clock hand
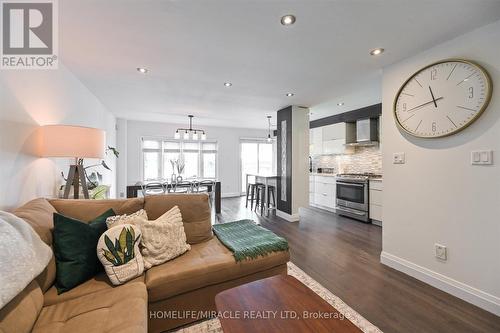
[407,97,443,112]
[429,86,438,108]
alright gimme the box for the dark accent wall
[310,103,382,128]
[276,106,292,214]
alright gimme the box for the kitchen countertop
[310,173,383,181]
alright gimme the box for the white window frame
[239,138,276,194]
[141,136,218,181]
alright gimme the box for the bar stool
[254,184,276,215]
[246,183,258,209]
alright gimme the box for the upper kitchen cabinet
[310,127,323,155]
[323,123,346,155]
[310,123,354,156]
[322,123,345,141]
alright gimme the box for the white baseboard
[276,210,300,222]
[380,251,500,316]
[221,192,241,198]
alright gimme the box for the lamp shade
[38,125,105,158]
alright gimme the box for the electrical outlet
[393,152,405,164]
[435,243,447,261]
[119,192,125,198]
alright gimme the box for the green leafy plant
[101,227,140,266]
[90,185,108,200]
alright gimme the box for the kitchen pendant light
[266,116,273,142]
[174,115,206,140]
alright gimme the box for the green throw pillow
[53,209,116,294]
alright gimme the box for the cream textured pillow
[134,206,191,269]
[106,209,148,229]
[97,224,144,285]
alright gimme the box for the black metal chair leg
[246,183,250,207]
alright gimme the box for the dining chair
[162,180,172,193]
[196,180,216,205]
[173,181,193,193]
[143,182,165,196]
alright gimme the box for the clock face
[394,60,492,138]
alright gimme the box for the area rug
[172,262,383,333]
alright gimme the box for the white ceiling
[60,0,500,129]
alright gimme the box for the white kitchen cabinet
[309,176,315,204]
[322,138,345,155]
[310,175,336,212]
[322,123,345,141]
[310,123,353,156]
[309,127,323,156]
[369,179,383,225]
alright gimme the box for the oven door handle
[336,182,365,187]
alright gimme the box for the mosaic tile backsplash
[312,145,382,175]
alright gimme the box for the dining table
[126,180,221,214]
[246,173,278,216]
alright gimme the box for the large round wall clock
[394,59,492,138]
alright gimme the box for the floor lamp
[38,125,105,199]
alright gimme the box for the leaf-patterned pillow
[97,224,144,285]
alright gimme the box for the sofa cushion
[49,198,144,222]
[14,198,56,245]
[0,281,43,333]
[33,282,148,333]
[43,272,145,306]
[53,209,116,293]
[145,237,290,302]
[13,198,57,292]
[105,208,148,229]
[144,194,212,244]
[133,206,191,269]
[97,224,145,286]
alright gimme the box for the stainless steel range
[336,173,382,223]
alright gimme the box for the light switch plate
[471,150,493,165]
[393,152,405,164]
[435,243,447,261]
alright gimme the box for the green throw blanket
[212,220,289,262]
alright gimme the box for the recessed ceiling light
[286,93,294,97]
[281,15,296,25]
[224,82,232,87]
[137,67,148,74]
[369,48,385,56]
[337,102,344,106]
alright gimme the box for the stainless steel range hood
[345,118,379,146]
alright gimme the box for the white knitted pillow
[106,209,148,229]
[97,224,144,285]
[134,206,191,269]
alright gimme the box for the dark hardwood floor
[217,196,500,333]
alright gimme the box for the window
[142,138,217,181]
[240,140,275,192]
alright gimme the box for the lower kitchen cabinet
[309,175,336,212]
[369,179,383,225]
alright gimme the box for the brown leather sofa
[0,194,289,333]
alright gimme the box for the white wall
[0,63,117,210]
[381,20,500,315]
[117,119,268,197]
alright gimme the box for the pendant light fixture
[174,115,206,140]
[266,115,273,142]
